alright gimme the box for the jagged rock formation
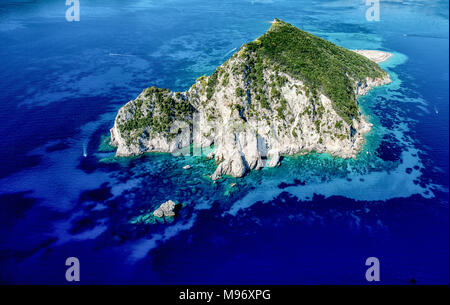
[130,200,178,225]
[153,200,176,218]
[110,19,391,180]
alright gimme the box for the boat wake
[109,53,134,57]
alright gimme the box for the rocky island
[110,19,392,180]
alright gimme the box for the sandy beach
[353,50,393,63]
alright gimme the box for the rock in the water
[267,150,281,167]
[153,200,176,218]
[211,151,247,180]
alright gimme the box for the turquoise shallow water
[0,0,448,284]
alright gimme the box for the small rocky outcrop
[153,200,177,218]
[130,200,179,225]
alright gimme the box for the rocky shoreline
[110,20,392,180]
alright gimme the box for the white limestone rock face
[153,200,177,218]
[266,150,281,168]
[110,20,392,180]
[110,88,194,157]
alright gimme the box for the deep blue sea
[0,0,448,284]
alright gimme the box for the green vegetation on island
[112,19,389,153]
[118,86,194,136]
[239,19,386,125]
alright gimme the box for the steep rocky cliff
[110,19,391,180]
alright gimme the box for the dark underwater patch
[0,95,120,179]
[0,191,38,227]
[278,179,306,189]
[77,155,101,174]
[375,133,403,162]
[69,215,100,235]
[45,141,70,153]
[140,192,448,284]
[0,155,42,179]
[0,236,57,263]
[79,182,113,203]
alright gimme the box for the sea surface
[0,0,448,284]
